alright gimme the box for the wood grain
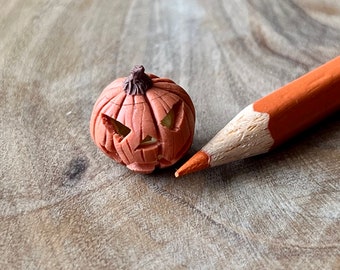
[1,0,339,269]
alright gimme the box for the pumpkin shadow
[145,147,198,179]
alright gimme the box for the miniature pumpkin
[90,65,195,174]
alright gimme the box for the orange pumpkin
[90,66,195,174]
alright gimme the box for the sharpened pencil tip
[175,151,210,177]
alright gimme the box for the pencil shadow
[268,110,339,157]
[140,111,339,193]
[194,111,340,190]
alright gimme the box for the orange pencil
[175,56,340,177]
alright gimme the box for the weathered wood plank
[1,0,339,269]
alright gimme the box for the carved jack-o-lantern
[90,66,195,174]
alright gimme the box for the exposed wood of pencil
[175,56,340,177]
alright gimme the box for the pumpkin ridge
[113,94,132,133]
[132,95,145,151]
[104,129,113,152]
[140,146,145,162]
[143,90,163,151]
[145,87,171,99]
[149,91,184,131]
[90,96,111,141]
[144,89,172,103]
[149,92,171,113]
[152,82,195,117]
[138,96,144,150]
[151,77,176,84]
[131,95,157,150]
[159,93,180,112]
[108,90,127,106]
[124,138,134,164]
[100,129,122,163]
[119,101,151,106]
[94,82,124,108]
[99,92,127,125]
[114,136,129,165]
[101,84,125,100]
[98,126,107,149]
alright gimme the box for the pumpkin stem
[123,65,153,95]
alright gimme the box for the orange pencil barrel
[254,56,340,148]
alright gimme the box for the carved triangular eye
[136,135,157,150]
[161,101,182,130]
[140,135,157,146]
[161,108,175,129]
[102,114,131,137]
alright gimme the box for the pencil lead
[175,151,210,177]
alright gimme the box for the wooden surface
[1,1,339,269]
